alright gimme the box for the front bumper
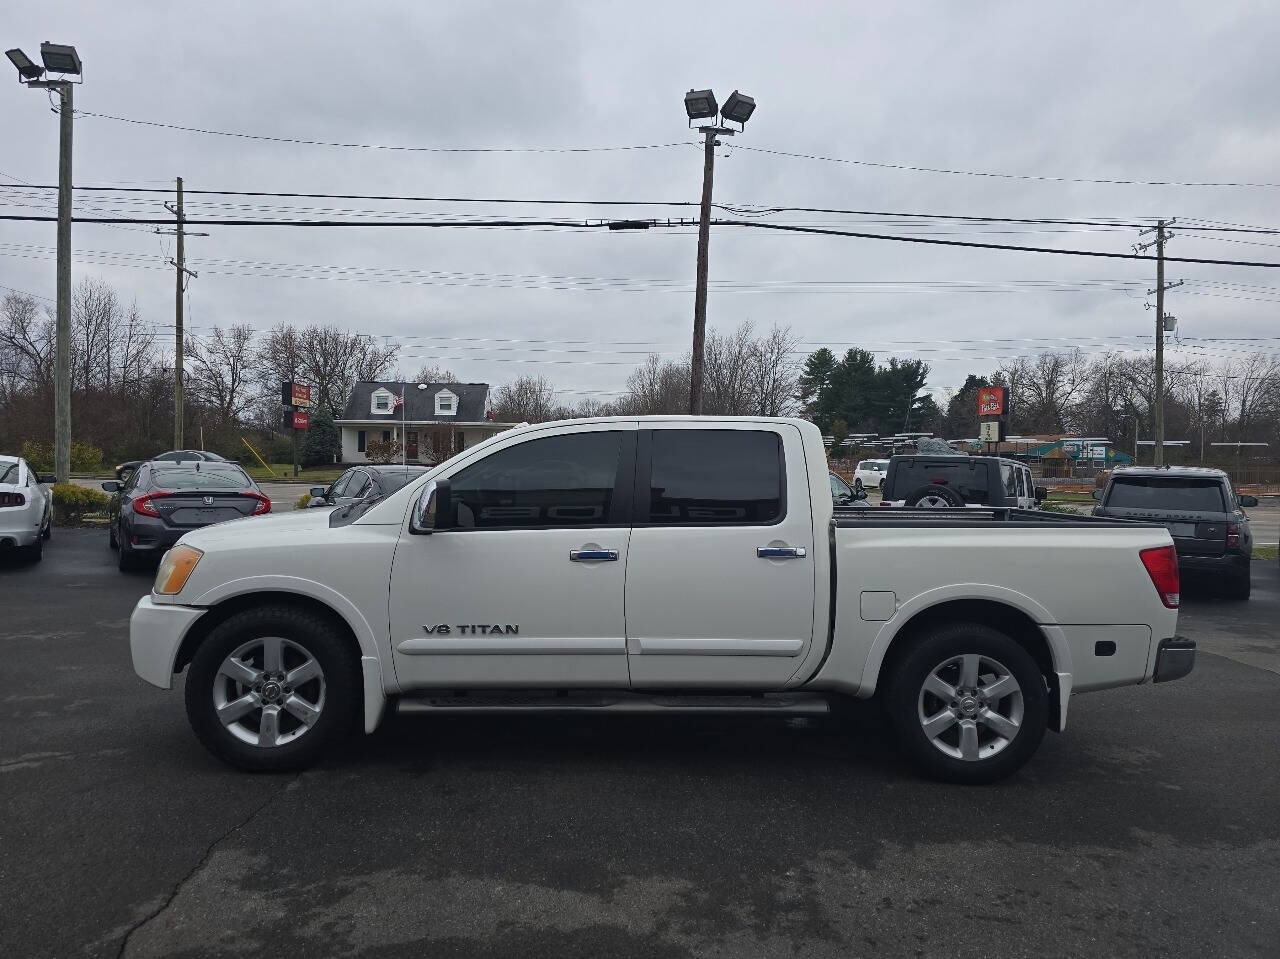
[130,595,207,688]
[1153,637,1196,683]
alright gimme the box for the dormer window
[370,388,395,415]
[435,389,457,416]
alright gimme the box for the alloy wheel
[212,636,326,748]
[917,653,1024,761]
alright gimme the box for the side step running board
[396,690,831,715]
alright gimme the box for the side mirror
[309,486,327,498]
[100,480,122,493]
[853,487,868,501]
[1239,494,1258,507]
[1034,486,1048,503]
[410,480,455,535]
[1091,489,1103,501]
[37,473,53,485]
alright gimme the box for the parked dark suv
[1093,466,1257,599]
[881,454,1046,509]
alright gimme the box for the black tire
[42,515,51,541]
[185,605,360,772]
[22,536,44,563]
[108,524,118,550]
[117,535,142,572]
[1224,566,1251,601]
[904,484,964,508]
[885,623,1048,785]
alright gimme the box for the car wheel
[42,514,51,541]
[1224,566,1251,601]
[108,524,118,550]
[885,623,1048,784]
[185,605,360,772]
[23,535,44,563]
[117,536,142,572]
[905,484,964,508]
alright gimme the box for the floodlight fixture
[39,42,81,76]
[6,48,44,81]
[684,88,718,121]
[720,89,756,125]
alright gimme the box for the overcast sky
[4,1,1279,404]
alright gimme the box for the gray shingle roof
[338,381,491,422]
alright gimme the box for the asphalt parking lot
[3,531,1278,958]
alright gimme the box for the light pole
[683,88,756,415]
[7,43,82,483]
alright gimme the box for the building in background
[335,382,514,465]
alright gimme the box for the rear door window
[892,460,991,505]
[150,468,249,490]
[647,430,783,525]
[1105,477,1225,511]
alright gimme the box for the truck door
[624,424,818,688]
[387,423,636,688]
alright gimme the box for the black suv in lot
[1092,466,1257,599]
[881,454,1047,509]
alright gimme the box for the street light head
[720,90,756,125]
[684,88,718,121]
[39,42,81,76]
[5,48,44,81]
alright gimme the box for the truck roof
[1109,465,1229,479]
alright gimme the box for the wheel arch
[867,593,1070,732]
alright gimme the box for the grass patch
[1255,546,1278,562]
[241,464,344,484]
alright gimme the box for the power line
[730,143,1280,189]
[71,109,695,154]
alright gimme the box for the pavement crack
[113,773,300,959]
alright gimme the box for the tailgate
[158,493,257,528]
[1103,509,1226,556]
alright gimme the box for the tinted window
[150,468,249,490]
[0,463,17,484]
[891,460,991,505]
[329,469,356,499]
[1105,477,1225,512]
[346,472,373,500]
[451,431,622,529]
[375,470,426,496]
[648,430,782,525]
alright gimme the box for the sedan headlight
[154,544,204,596]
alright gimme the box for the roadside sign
[281,381,313,408]
[977,386,1005,417]
[292,410,310,430]
[978,420,1003,443]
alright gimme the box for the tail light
[1226,521,1240,548]
[133,491,172,518]
[0,492,25,507]
[245,492,271,515]
[1140,545,1180,609]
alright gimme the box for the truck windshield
[1106,476,1225,511]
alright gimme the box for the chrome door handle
[570,549,618,562]
[757,546,806,559]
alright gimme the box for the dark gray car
[103,462,270,571]
[307,465,431,508]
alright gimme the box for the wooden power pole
[162,177,199,448]
[1137,220,1181,467]
[689,127,720,415]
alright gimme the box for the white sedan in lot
[0,455,52,562]
[852,458,889,492]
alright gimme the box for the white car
[852,459,889,492]
[0,455,52,562]
[130,416,1191,784]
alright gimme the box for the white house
[335,381,514,465]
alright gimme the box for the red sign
[292,411,310,430]
[290,383,312,408]
[977,386,1006,417]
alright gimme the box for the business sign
[978,420,1002,443]
[977,386,1006,418]
[292,410,310,431]
[281,381,313,409]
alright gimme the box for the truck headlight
[155,544,203,596]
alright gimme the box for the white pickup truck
[130,416,1194,783]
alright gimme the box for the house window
[382,430,392,442]
[375,395,389,411]
[435,390,457,416]
[357,430,366,453]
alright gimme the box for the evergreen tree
[300,407,340,467]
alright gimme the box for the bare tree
[185,325,259,425]
[749,324,801,416]
[256,325,399,417]
[0,292,54,396]
[621,354,690,415]
[71,277,122,392]
[1220,353,1280,441]
[412,364,458,383]
[703,322,757,415]
[491,375,558,423]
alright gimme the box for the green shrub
[295,490,314,510]
[20,441,103,474]
[21,441,53,473]
[52,483,110,524]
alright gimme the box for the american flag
[392,391,404,408]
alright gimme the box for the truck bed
[833,506,1149,528]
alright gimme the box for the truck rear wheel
[885,623,1047,784]
[185,605,359,772]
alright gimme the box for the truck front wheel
[885,624,1047,784]
[185,605,359,772]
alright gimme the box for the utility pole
[160,177,200,449]
[54,82,73,482]
[689,126,721,415]
[1136,220,1182,467]
[682,87,755,415]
